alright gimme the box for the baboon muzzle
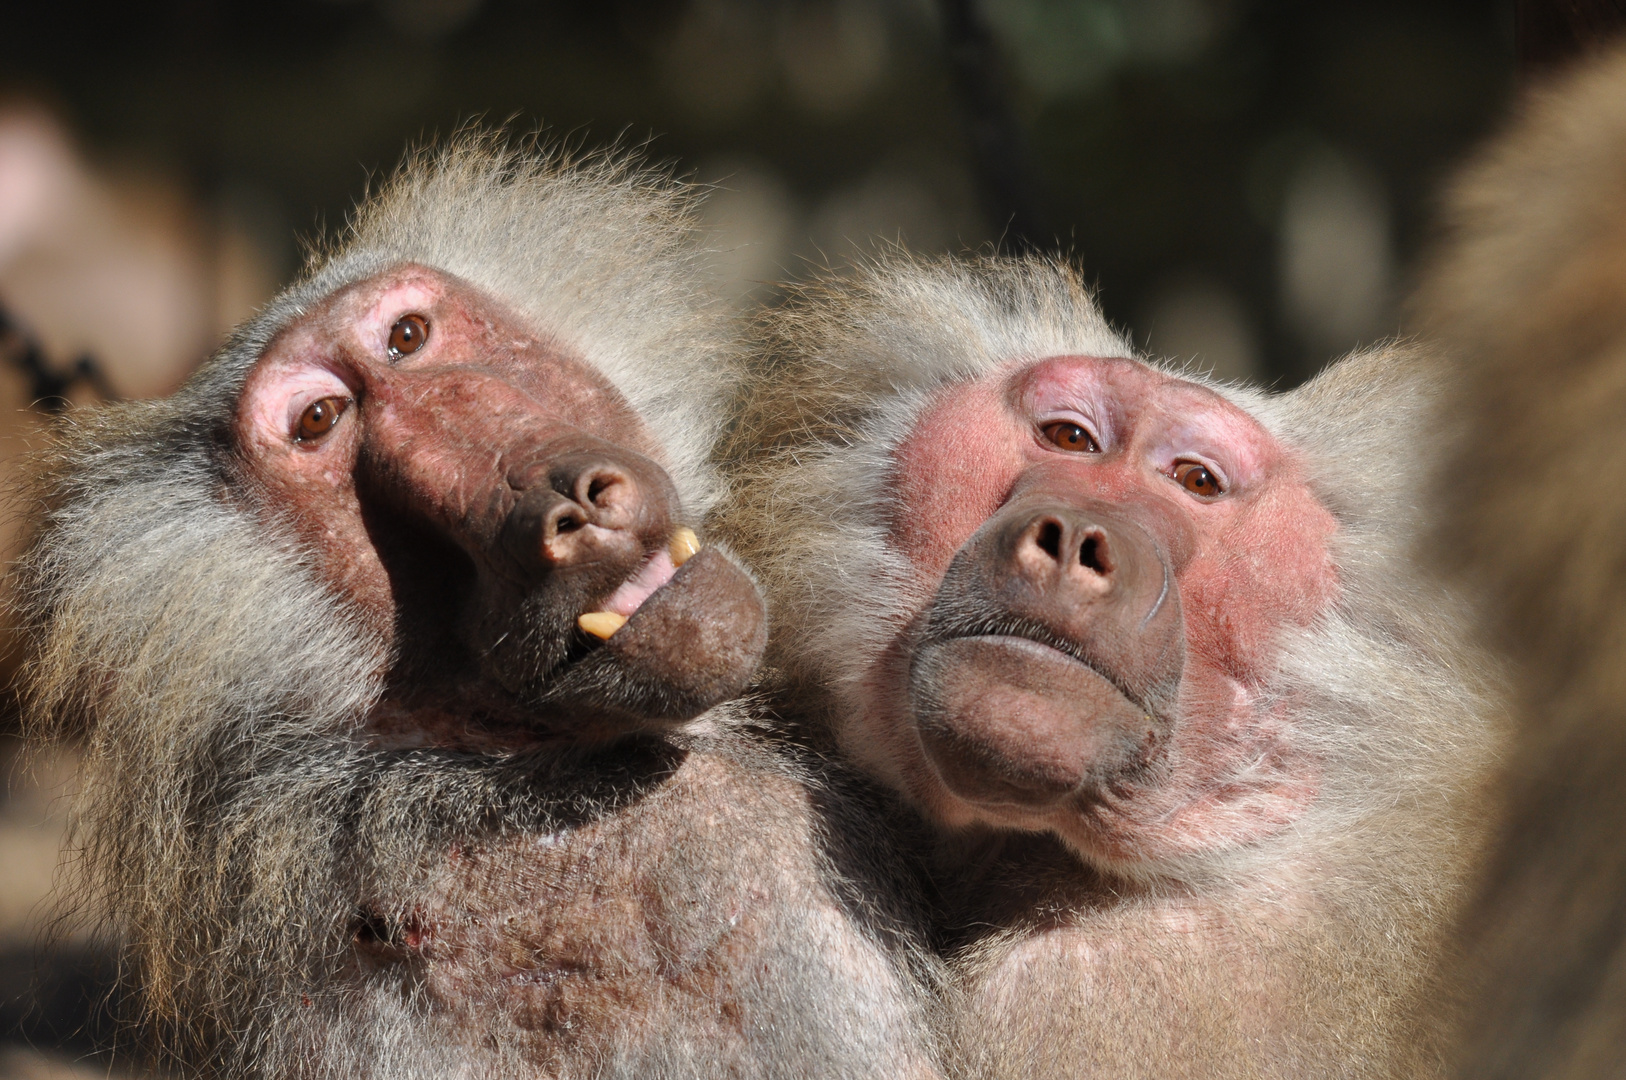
[363,388,766,739]
[497,449,676,585]
[910,490,1185,810]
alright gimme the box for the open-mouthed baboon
[1415,41,1626,1080]
[17,138,939,1079]
[717,256,1505,1079]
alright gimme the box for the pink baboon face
[866,355,1339,868]
[234,264,766,741]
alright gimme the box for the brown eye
[296,396,349,441]
[1174,461,1223,498]
[388,313,429,358]
[1041,421,1099,453]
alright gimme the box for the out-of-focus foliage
[2,0,1510,385]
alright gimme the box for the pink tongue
[601,549,678,617]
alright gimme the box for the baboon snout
[1011,509,1117,601]
[909,494,1186,811]
[986,499,1167,637]
[501,454,671,580]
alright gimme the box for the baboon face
[236,263,766,739]
[872,354,1339,866]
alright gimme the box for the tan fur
[1414,41,1626,1080]
[718,253,1505,1077]
[16,138,939,1078]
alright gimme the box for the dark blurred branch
[0,302,115,413]
[1518,0,1626,75]
[937,0,1053,254]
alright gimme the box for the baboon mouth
[423,542,744,741]
[921,631,1152,728]
[910,633,1162,809]
[575,549,678,639]
[575,527,701,640]
[604,549,680,614]
[920,616,1150,715]
[505,531,700,693]
[524,544,768,733]
[542,553,683,681]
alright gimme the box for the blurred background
[0,0,1513,1074]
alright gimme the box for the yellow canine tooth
[669,527,701,567]
[578,611,628,640]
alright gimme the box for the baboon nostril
[578,468,637,516]
[1080,535,1102,571]
[1037,520,1063,560]
[545,503,588,540]
[1079,533,1114,574]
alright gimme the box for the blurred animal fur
[717,255,1506,1077]
[1415,40,1626,1080]
[16,139,938,1079]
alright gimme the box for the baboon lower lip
[532,546,767,730]
[911,633,1162,809]
[923,632,1149,720]
[920,621,1150,714]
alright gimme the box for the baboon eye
[1174,461,1223,498]
[296,397,350,442]
[1041,421,1099,453]
[388,314,429,358]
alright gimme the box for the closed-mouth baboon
[17,138,938,1079]
[718,256,1505,1078]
